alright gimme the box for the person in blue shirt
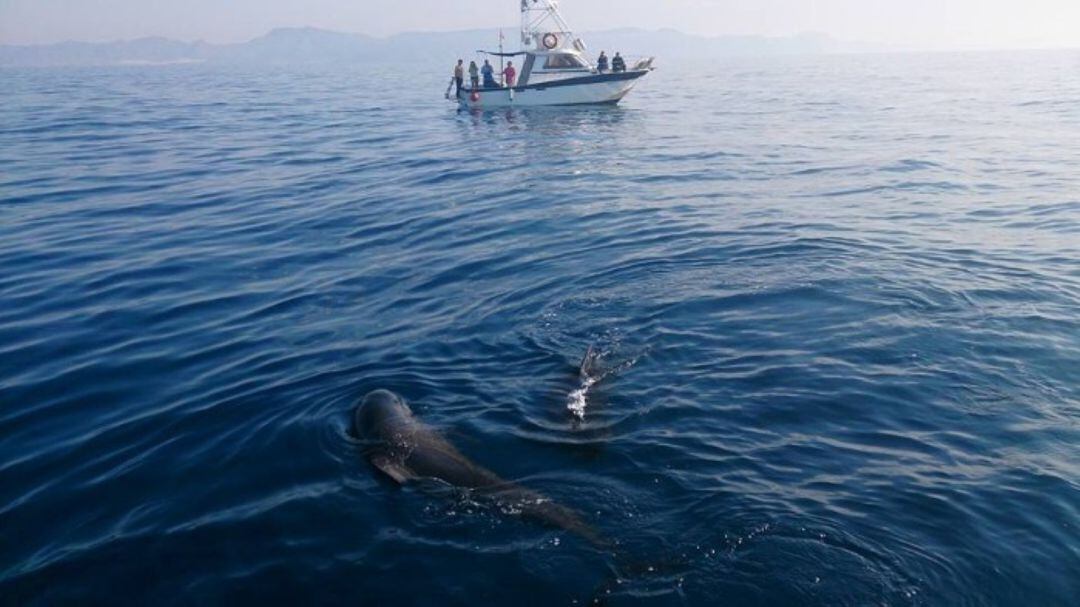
[481,60,497,88]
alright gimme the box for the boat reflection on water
[461,102,632,126]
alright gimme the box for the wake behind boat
[450,0,654,109]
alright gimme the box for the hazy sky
[2,0,1078,49]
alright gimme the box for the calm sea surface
[1,51,1078,606]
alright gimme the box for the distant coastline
[0,26,882,67]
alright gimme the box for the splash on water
[567,374,599,420]
[566,346,643,420]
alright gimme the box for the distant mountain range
[0,27,883,67]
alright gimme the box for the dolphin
[579,344,601,379]
[352,389,609,548]
[567,344,603,421]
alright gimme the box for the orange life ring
[542,33,559,50]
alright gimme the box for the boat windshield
[542,54,588,69]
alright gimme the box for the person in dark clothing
[481,60,496,88]
[468,61,480,90]
[453,59,465,95]
[611,52,626,73]
[597,51,609,73]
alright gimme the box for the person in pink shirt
[503,61,517,88]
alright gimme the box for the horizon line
[2,25,1077,55]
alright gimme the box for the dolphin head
[352,389,413,440]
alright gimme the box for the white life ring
[542,33,559,50]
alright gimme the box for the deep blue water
[1,51,1079,606]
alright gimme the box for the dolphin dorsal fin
[370,454,416,484]
[579,345,600,379]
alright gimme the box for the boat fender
[542,33,559,50]
[470,90,480,102]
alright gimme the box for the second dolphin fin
[579,344,600,379]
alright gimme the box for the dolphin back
[354,389,608,549]
[486,485,612,551]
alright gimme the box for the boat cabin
[519,50,592,86]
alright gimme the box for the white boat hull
[457,70,649,109]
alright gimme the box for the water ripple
[2,53,1079,605]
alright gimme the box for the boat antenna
[499,29,505,86]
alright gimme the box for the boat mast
[520,0,583,51]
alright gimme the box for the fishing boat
[453,0,654,109]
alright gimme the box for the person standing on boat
[503,61,517,88]
[453,59,465,96]
[481,60,496,88]
[468,61,480,90]
[597,51,609,73]
[611,52,626,73]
